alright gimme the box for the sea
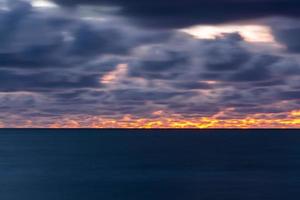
[0,129,300,200]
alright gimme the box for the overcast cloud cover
[0,0,299,127]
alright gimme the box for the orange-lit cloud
[100,64,128,85]
[6,109,300,128]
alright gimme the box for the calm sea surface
[0,129,300,200]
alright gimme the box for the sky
[0,0,300,128]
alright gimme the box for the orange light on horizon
[7,109,300,128]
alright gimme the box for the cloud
[202,34,251,71]
[273,27,300,53]
[0,1,173,67]
[268,18,300,53]
[0,69,102,92]
[228,54,279,82]
[52,0,300,28]
[279,90,300,100]
[0,1,173,88]
[0,0,299,127]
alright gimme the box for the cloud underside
[0,0,299,127]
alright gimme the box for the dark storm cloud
[119,31,299,117]
[68,22,172,57]
[129,49,189,79]
[0,69,101,92]
[229,55,280,82]
[52,0,300,28]
[0,1,174,88]
[173,81,212,90]
[0,44,63,68]
[0,1,32,45]
[69,24,128,56]
[253,79,285,87]
[279,90,300,100]
[273,27,300,53]
[203,35,251,71]
[127,32,285,84]
[222,88,277,105]
[0,1,174,70]
[112,89,193,102]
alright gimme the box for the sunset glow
[3,109,299,128]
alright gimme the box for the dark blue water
[1,129,300,200]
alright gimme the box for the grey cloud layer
[0,0,299,122]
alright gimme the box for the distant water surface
[0,129,300,200]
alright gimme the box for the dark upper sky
[0,0,299,127]
[53,0,300,27]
